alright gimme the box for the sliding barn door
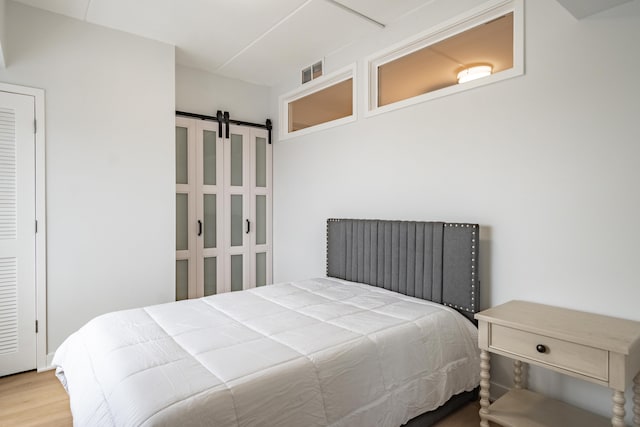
[0,91,36,376]
[222,125,272,292]
[175,118,271,299]
[195,120,224,297]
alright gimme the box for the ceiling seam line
[391,0,438,25]
[324,0,385,28]
[216,0,315,72]
[83,0,93,21]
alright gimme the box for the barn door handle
[197,220,203,236]
[245,219,250,234]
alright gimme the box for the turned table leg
[514,360,524,389]
[633,373,640,427]
[480,349,491,427]
[612,390,626,427]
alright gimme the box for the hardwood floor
[0,370,484,426]
[0,370,72,427]
[432,401,483,427]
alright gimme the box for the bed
[53,219,481,427]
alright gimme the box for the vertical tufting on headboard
[326,219,479,322]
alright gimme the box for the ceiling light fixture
[457,65,493,84]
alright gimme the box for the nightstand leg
[612,390,625,427]
[479,349,491,427]
[514,360,524,389]
[633,373,640,427]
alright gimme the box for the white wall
[0,2,176,354]
[271,0,640,422]
[176,65,270,124]
[0,0,6,67]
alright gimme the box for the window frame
[365,0,524,117]
[279,63,356,140]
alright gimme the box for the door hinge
[34,119,37,134]
[35,219,38,233]
[35,320,39,333]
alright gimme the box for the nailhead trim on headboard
[441,223,477,315]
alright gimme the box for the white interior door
[195,120,224,298]
[176,118,225,299]
[175,117,196,300]
[223,126,272,291]
[250,130,272,288]
[176,117,272,297]
[222,125,251,293]
[0,90,36,376]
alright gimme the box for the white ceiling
[13,0,633,87]
[13,0,436,86]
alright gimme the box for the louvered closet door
[0,91,36,376]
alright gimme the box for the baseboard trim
[38,353,55,372]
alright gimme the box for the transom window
[280,64,356,139]
[367,0,523,115]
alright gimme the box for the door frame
[0,82,47,371]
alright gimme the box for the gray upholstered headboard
[326,219,479,323]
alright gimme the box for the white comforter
[53,278,480,427]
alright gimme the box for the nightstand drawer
[489,324,608,381]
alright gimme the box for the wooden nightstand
[475,300,640,427]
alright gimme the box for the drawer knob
[536,344,547,353]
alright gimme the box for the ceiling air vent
[302,60,323,84]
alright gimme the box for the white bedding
[53,277,480,427]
